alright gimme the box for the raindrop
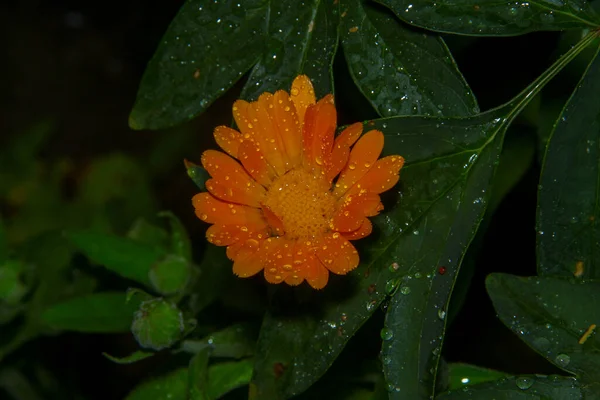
[438,310,446,320]
[400,286,411,295]
[555,353,570,367]
[515,376,534,390]
[532,337,550,351]
[381,328,394,341]
[366,301,377,312]
[385,280,398,295]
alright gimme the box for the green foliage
[5,0,600,399]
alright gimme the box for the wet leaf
[447,363,509,390]
[127,218,170,248]
[181,323,256,359]
[102,350,154,364]
[129,0,269,129]
[378,0,600,36]
[241,0,338,100]
[486,274,600,383]
[188,347,210,400]
[41,292,140,333]
[149,255,191,296]
[68,230,167,286]
[537,45,600,279]
[125,368,188,400]
[437,375,583,399]
[249,34,597,398]
[131,298,186,351]
[206,359,254,400]
[340,0,478,118]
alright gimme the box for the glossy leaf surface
[486,274,600,383]
[537,46,600,279]
[377,0,600,36]
[340,0,478,117]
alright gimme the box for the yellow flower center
[263,169,335,239]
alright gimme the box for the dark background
[1,0,583,398]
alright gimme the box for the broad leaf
[340,0,478,118]
[377,0,600,36]
[486,274,600,383]
[129,0,269,129]
[241,1,339,100]
[249,34,596,398]
[437,375,583,399]
[188,347,210,400]
[447,363,509,390]
[41,292,140,333]
[68,231,167,286]
[537,45,600,279]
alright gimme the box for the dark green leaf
[181,323,256,359]
[127,218,170,248]
[250,35,595,398]
[537,45,600,279]
[129,0,269,129]
[103,350,154,364]
[241,0,339,100]
[486,274,600,383]
[186,160,209,192]
[447,363,509,390]
[68,230,168,286]
[149,255,191,296]
[340,0,478,118]
[188,347,210,400]
[125,368,188,400]
[437,375,583,399]
[206,359,253,400]
[377,0,600,36]
[41,292,139,333]
[159,211,193,261]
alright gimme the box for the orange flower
[191,75,404,289]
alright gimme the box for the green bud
[131,298,184,350]
[149,255,190,295]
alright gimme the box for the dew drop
[515,376,534,390]
[555,353,570,367]
[400,286,411,295]
[380,328,393,340]
[437,309,446,320]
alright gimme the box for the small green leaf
[437,376,583,399]
[125,368,188,400]
[188,347,210,400]
[241,0,338,100]
[181,323,256,359]
[206,359,253,400]
[41,292,139,333]
[129,0,269,129]
[340,0,478,118]
[103,350,154,364]
[447,363,510,390]
[186,160,209,191]
[378,0,600,36]
[127,218,170,248]
[158,211,193,261]
[149,255,191,296]
[131,298,185,350]
[538,44,600,279]
[486,274,600,383]
[68,230,168,286]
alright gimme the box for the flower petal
[334,122,363,148]
[290,75,316,124]
[331,191,383,231]
[272,90,302,169]
[306,261,329,289]
[192,192,265,225]
[302,101,336,171]
[248,94,287,176]
[237,140,275,187]
[202,150,265,207]
[206,224,268,247]
[351,155,405,195]
[214,126,243,158]
[232,100,256,140]
[315,233,359,275]
[333,130,384,198]
[262,237,293,284]
[232,239,264,277]
[261,205,285,236]
[342,218,372,240]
